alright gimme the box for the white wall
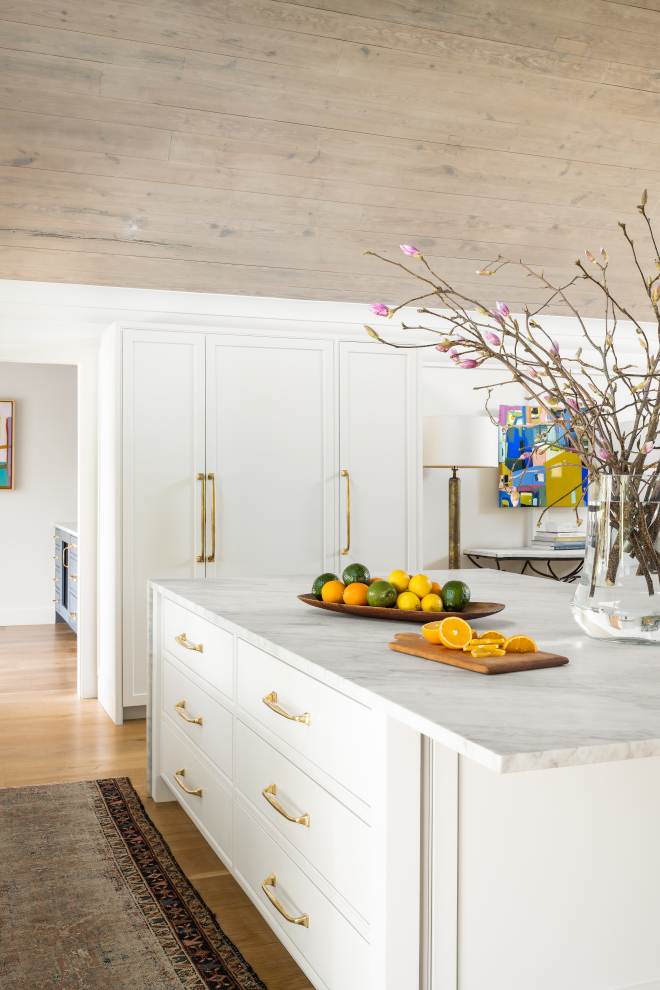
[0,362,77,624]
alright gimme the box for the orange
[430,582,442,596]
[322,580,345,603]
[471,646,506,657]
[422,621,442,644]
[369,577,383,585]
[437,617,472,650]
[343,582,369,605]
[479,630,505,643]
[461,639,502,651]
[504,635,537,653]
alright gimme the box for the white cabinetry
[99,325,420,722]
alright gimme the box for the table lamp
[423,415,499,568]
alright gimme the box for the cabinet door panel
[122,330,206,706]
[339,343,420,576]
[205,335,334,577]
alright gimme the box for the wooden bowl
[297,594,505,623]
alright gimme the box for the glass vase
[571,473,660,644]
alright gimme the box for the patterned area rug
[0,777,268,989]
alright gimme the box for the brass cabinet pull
[261,874,309,928]
[53,555,60,560]
[70,612,77,619]
[197,472,206,563]
[54,577,60,582]
[207,473,216,563]
[341,469,350,555]
[63,543,77,568]
[174,767,202,796]
[175,632,203,653]
[70,574,78,582]
[174,699,203,725]
[262,691,310,725]
[262,783,310,827]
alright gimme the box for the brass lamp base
[448,467,460,569]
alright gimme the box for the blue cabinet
[54,524,78,632]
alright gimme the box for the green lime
[366,580,397,608]
[441,580,471,612]
[342,562,370,585]
[311,572,339,600]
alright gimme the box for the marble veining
[149,571,660,774]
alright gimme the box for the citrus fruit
[437,617,473,650]
[388,569,410,593]
[430,582,442,596]
[422,621,442,644]
[471,646,506,657]
[479,630,505,643]
[409,574,432,598]
[311,572,339,600]
[421,593,443,612]
[342,562,370,585]
[369,577,383,585]
[441,580,471,612]
[343,582,369,606]
[366,580,397,608]
[397,591,421,610]
[504,635,537,653]
[321,580,345,603]
[461,639,501,651]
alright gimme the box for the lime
[388,569,410,593]
[312,572,339,600]
[397,591,421,610]
[366,580,397,608]
[342,562,370,585]
[441,580,471,612]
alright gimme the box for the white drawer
[235,802,369,990]
[162,658,233,781]
[237,639,372,803]
[163,597,233,699]
[161,717,232,862]
[236,720,369,921]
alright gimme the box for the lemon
[421,593,443,612]
[397,591,421,610]
[388,569,410,593]
[409,574,432,598]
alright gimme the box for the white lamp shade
[423,415,498,468]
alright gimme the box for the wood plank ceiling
[2,0,660,317]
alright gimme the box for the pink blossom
[369,303,390,317]
[459,359,478,369]
[646,442,655,453]
[585,250,596,263]
[400,244,420,257]
[528,367,539,378]
[489,309,505,324]
[484,331,501,347]
[601,247,608,262]
[448,348,459,359]
[435,344,451,352]
[566,397,578,409]
[496,301,510,317]
[598,449,611,460]
[550,341,560,355]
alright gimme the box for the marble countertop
[465,547,584,558]
[150,571,660,774]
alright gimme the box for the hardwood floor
[0,623,313,990]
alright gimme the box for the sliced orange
[422,621,442,644]
[321,580,345,603]
[479,630,505,643]
[461,639,501,651]
[471,647,506,657]
[504,634,537,653]
[343,582,369,606]
[437,617,472,650]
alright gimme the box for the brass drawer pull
[262,692,310,725]
[262,783,310,827]
[175,632,203,653]
[71,574,78,581]
[197,472,206,563]
[261,874,309,928]
[70,612,77,619]
[174,767,202,796]
[208,472,216,563]
[174,700,203,725]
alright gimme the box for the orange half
[437,617,472,650]
[504,634,537,653]
[479,630,505,643]
[422,621,442,644]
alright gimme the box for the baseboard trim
[0,606,55,626]
[123,705,146,720]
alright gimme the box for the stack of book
[532,530,586,551]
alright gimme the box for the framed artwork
[0,400,14,490]
[498,403,587,509]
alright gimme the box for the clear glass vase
[571,473,660,644]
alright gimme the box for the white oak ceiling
[2,0,660,317]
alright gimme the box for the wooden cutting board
[389,633,569,674]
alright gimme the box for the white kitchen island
[147,570,660,990]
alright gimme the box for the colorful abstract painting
[0,400,14,490]
[499,403,588,508]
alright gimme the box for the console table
[464,546,584,582]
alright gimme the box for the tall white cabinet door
[122,330,206,707]
[339,342,420,577]
[205,334,335,577]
